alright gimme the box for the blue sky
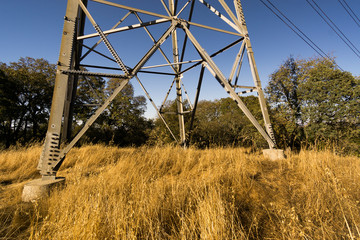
[1,0,360,118]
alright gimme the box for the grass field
[0,145,359,239]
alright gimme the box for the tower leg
[170,0,186,146]
[37,0,80,178]
[176,76,186,146]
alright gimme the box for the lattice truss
[38,0,277,178]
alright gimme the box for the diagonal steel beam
[133,12,176,73]
[160,78,176,112]
[197,0,241,33]
[160,0,172,16]
[81,43,117,63]
[188,64,205,138]
[217,0,245,34]
[57,19,178,164]
[80,11,132,61]
[187,21,243,36]
[78,18,170,40]
[176,0,192,17]
[229,40,245,83]
[78,0,129,74]
[180,37,243,74]
[135,75,179,143]
[91,0,172,19]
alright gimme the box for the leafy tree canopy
[266,56,359,154]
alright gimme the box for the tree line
[0,56,359,154]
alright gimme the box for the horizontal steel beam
[91,0,172,19]
[141,59,202,69]
[61,70,126,78]
[78,18,170,40]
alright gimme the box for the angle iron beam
[217,0,245,34]
[180,37,243,74]
[187,21,243,36]
[160,78,176,112]
[188,64,205,139]
[135,75,179,143]
[133,12,176,73]
[38,0,80,177]
[81,43,117,63]
[62,0,88,143]
[91,0,172,19]
[131,22,177,76]
[234,43,246,86]
[80,11,132,61]
[233,0,276,144]
[233,85,257,89]
[197,0,241,33]
[137,70,177,76]
[77,18,170,40]
[160,0,172,16]
[229,40,245,83]
[176,0,192,17]
[236,89,256,95]
[181,78,193,110]
[58,77,131,163]
[170,0,186,146]
[141,59,201,69]
[61,69,127,78]
[78,0,129,74]
[79,64,176,76]
[178,0,196,73]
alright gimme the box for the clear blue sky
[1,0,359,118]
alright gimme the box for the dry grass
[0,145,360,239]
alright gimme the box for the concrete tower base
[22,177,65,202]
[262,149,285,161]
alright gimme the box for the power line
[258,0,343,70]
[338,0,360,28]
[306,0,360,60]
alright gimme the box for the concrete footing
[22,177,65,202]
[262,149,285,161]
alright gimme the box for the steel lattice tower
[37,0,281,180]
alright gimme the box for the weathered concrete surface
[262,149,285,161]
[22,177,65,202]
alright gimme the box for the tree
[266,57,305,150]
[300,58,360,151]
[266,56,360,154]
[0,57,55,147]
[0,57,152,148]
[75,78,153,146]
[149,96,267,148]
[0,68,19,147]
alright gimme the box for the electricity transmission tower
[37,0,281,180]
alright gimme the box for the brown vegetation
[1,145,360,239]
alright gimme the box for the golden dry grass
[0,145,360,239]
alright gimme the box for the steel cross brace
[39,0,178,177]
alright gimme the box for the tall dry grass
[1,145,360,239]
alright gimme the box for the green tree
[150,96,267,148]
[76,78,153,146]
[0,57,55,147]
[300,58,360,152]
[266,56,360,154]
[73,72,106,123]
[0,68,19,147]
[191,97,266,148]
[266,57,305,149]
